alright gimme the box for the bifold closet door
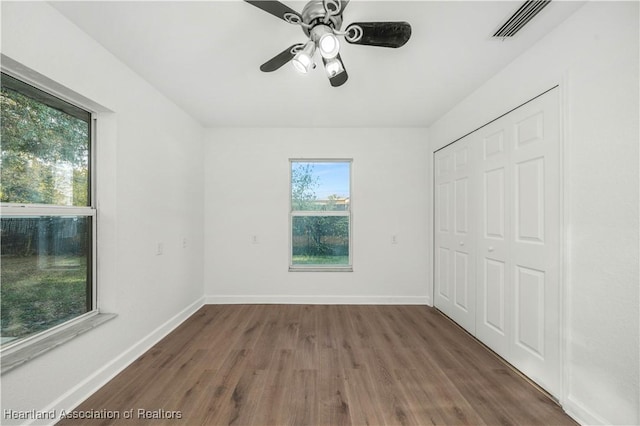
[507,90,560,395]
[476,89,560,396]
[475,118,512,360]
[434,138,476,334]
[434,88,561,397]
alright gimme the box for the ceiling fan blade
[345,22,412,48]
[245,1,302,23]
[322,54,348,87]
[260,44,304,72]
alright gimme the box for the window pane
[291,162,350,211]
[292,216,349,265]
[1,216,92,347]
[1,76,90,206]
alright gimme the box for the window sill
[289,266,353,272]
[1,312,116,375]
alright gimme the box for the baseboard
[32,296,205,426]
[204,295,431,305]
[563,394,611,425]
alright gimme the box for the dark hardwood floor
[58,305,576,425]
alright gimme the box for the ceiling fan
[245,0,412,87]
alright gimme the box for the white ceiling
[51,1,584,128]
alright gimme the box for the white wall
[204,128,429,304]
[0,2,205,423]
[428,2,639,425]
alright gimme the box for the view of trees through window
[1,74,93,347]
[291,161,351,267]
[1,78,90,206]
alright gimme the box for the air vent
[493,0,551,38]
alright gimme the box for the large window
[290,160,351,271]
[1,73,95,348]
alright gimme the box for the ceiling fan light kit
[312,25,340,59]
[245,0,412,87]
[324,57,344,78]
[292,41,316,73]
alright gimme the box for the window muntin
[1,72,95,349]
[290,160,351,270]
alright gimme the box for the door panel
[434,140,476,334]
[476,121,511,359]
[455,178,468,234]
[455,146,468,170]
[454,251,469,311]
[437,247,451,300]
[515,158,545,243]
[515,265,545,358]
[484,168,506,239]
[508,90,560,396]
[435,149,453,310]
[515,112,544,148]
[436,151,452,176]
[484,130,505,158]
[437,182,450,232]
[484,258,506,334]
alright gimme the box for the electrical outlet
[156,242,164,255]
[251,235,258,244]
[391,235,398,244]
[182,238,188,249]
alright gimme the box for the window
[290,160,352,271]
[1,72,95,349]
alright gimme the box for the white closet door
[434,147,454,314]
[434,88,561,398]
[434,139,476,334]
[475,121,511,360]
[475,89,561,395]
[507,91,560,395]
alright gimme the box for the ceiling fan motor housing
[301,0,343,36]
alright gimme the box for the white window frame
[0,67,102,366]
[289,158,353,272]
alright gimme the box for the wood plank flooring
[58,305,576,425]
